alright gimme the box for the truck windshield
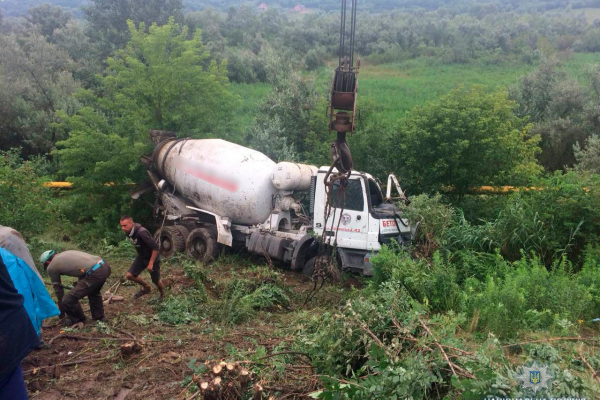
[330,179,364,211]
[368,179,384,208]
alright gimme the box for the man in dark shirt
[0,251,39,400]
[120,215,164,298]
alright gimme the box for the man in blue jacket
[0,251,40,400]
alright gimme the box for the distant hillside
[3,0,600,17]
[0,0,87,17]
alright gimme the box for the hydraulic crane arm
[328,0,359,174]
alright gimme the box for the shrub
[0,149,53,234]
[372,246,460,313]
[401,193,455,258]
[574,134,600,174]
[209,270,290,325]
[462,256,596,338]
[304,46,327,71]
[444,171,600,266]
[157,288,207,325]
[394,85,542,195]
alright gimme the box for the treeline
[6,0,600,16]
[202,5,596,83]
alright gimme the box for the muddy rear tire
[303,257,316,277]
[154,226,186,258]
[186,228,219,264]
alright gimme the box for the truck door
[322,177,369,250]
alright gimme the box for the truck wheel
[186,228,219,264]
[303,255,341,281]
[153,226,186,258]
[303,257,316,277]
[172,225,190,243]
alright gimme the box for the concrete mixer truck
[137,130,413,276]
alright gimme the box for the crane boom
[328,0,359,174]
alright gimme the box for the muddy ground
[23,255,347,400]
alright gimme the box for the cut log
[207,377,222,399]
[120,341,142,356]
[103,295,124,305]
[212,364,222,375]
[253,383,263,400]
[240,369,250,392]
[226,363,235,373]
[52,364,61,379]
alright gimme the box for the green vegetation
[291,195,600,398]
[394,85,542,194]
[156,257,292,326]
[2,0,600,398]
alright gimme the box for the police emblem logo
[515,361,553,394]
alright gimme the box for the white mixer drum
[154,139,277,225]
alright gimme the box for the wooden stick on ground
[22,351,113,376]
[48,334,185,345]
[418,317,457,377]
[104,281,122,305]
[578,348,600,384]
[502,336,600,348]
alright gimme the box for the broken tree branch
[258,351,312,362]
[48,334,184,345]
[577,348,600,384]
[502,336,600,348]
[418,317,457,377]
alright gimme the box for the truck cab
[312,168,412,275]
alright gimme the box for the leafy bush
[224,46,268,83]
[394,85,542,195]
[157,288,207,325]
[99,239,136,260]
[304,46,327,71]
[371,239,600,339]
[209,269,290,325]
[0,150,53,234]
[574,134,600,174]
[462,255,598,338]
[412,171,600,265]
[182,258,207,287]
[372,246,460,313]
[401,193,455,257]
[296,266,600,399]
[239,283,290,310]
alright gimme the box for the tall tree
[101,17,234,135]
[510,60,591,171]
[0,30,79,156]
[25,4,72,41]
[394,85,542,194]
[54,18,235,235]
[53,20,103,87]
[83,0,184,58]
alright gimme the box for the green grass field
[353,58,536,123]
[228,82,270,134]
[232,52,600,132]
[562,7,600,24]
[345,53,600,123]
